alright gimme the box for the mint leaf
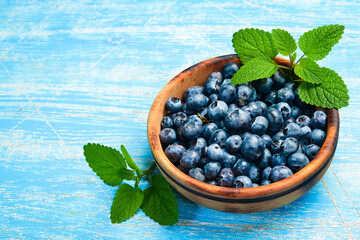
[120,145,140,171]
[290,52,297,63]
[110,184,144,223]
[141,175,178,225]
[294,58,323,84]
[297,67,349,109]
[298,24,345,61]
[230,56,278,85]
[119,168,135,180]
[83,143,127,186]
[232,28,278,63]
[271,29,297,56]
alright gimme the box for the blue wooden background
[1,0,360,239]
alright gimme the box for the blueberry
[296,115,311,127]
[208,100,228,121]
[197,156,210,168]
[204,161,221,180]
[265,106,284,134]
[311,110,327,129]
[217,168,235,187]
[161,116,173,129]
[236,84,257,107]
[270,166,293,182]
[305,144,321,160]
[252,183,260,187]
[186,115,203,125]
[296,142,306,154]
[189,167,206,182]
[214,120,225,129]
[202,123,219,140]
[233,175,252,188]
[250,116,268,135]
[207,71,223,82]
[183,86,204,102]
[165,97,183,113]
[256,148,272,169]
[219,151,236,168]
[271,140,284,154]
[178,121,202,140]
[255,100,268,114]
[232,158,251,176]
[242,102,263,119]
[310,129,326,146]
[165,144,186,164]
[171,112,187,128]
[206,180,217,185]
[222,62,239,79]
[225,135,242,155]
[283,122,301,138]
[270,153,287,167]
[261,134,272,149]
[159,128,177,146]
[252,77,273,95]
[284,82,297,91]
[264,91,277,106]
[261,166,272,180]
[240,134,266,161]
[221,78,231,86]
[186,94,208,112]
[208,94,219,103]
[208,129,228,148]
[271,71,286,90]
[204,78,221,96]
[281,137,299,156]
[227,103,238,113]
[182,103,196,115]
[276,87,294,103]
[272,130,285,141]
[189,137,207,153]
[205,143,223,161]
[180,149,200,168]
[249,164,260,183]
[298,125,311,141]
[276,102,292,120]
[224,108,252,133]
[287,152,310,173]
[291,106,302,119]
[219,83,236,103]
[260,180,271,186]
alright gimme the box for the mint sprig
[83,143,179,225]
[231,24,350,109]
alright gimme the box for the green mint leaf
[271,29,297,56]
[290,52,297,63]
[83,143,127,186]
[141,175,178,225]
[232,28,278,63]
[230,56,278,85]
[120,145,140,171]
[110,184,144,223]
[298,24,345,61]
[119,168,135,180]
[294,58,323,84]
[297,67,349,109]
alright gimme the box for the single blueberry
[188,167,206,182]
[270,166,293,182]
[204,161,222,180]
[159,128,177,146]
[178,121,202,141]
[250,116,269,136]
[219,83,236,103]
[256,148,272,169]
[296,115,311,127]
[214,120,225,129]
[208,94,219,103]
[284,82,297,91]
[204,78,221,96]
[161,116,173,129]
[276,87,295,103]
[261,134,272,149]
[240,134,266,161]
[208,129,228,148]
[311,110,327,129]
[272,130,285,141]
[249,164,260,183]
[265,106,284,134]
[305,144,321,160]
[227,103,238,113]
[271,71,286,90]
[261,166,272,180]
[180,149,200,168]
[205,143,223,161]
[220,150,237,168]
[186,94,209,112]
[171,112,187,128]
[236,84,257,107]
[182,103,196,115]
[271,140,284,154]
[186,115,203,125]
[165,144,186,164]
[208,100,228,121]
[189,137,207,153]
[310,129,326,146]
[255,100,268,115]
[217,168,235,187]
[225,135,242,155]
[287,152,310,173]
[233,175,252,188]
[264,91,277,106]
[276,102,292,120]
[223,108,252,133]
[298,125,311,141]
[281,137,299,156]
[222,62,239,79]
[291,106,302,119]
[283,122,301,138]
[252,77,273,95]
[165,97,183,113]
[232,158,251,176]
[202,123,219,140]
[242,102,263,119]
[183,86,204,102]
[207,71,223,83]
[270,153,287,167]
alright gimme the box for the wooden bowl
[147,54,339,213]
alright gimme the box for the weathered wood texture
[1,1,359,239]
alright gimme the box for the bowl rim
[147,54,339,201]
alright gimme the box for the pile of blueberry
[159,62,327,188]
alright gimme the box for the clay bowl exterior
[147,54,339,213]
